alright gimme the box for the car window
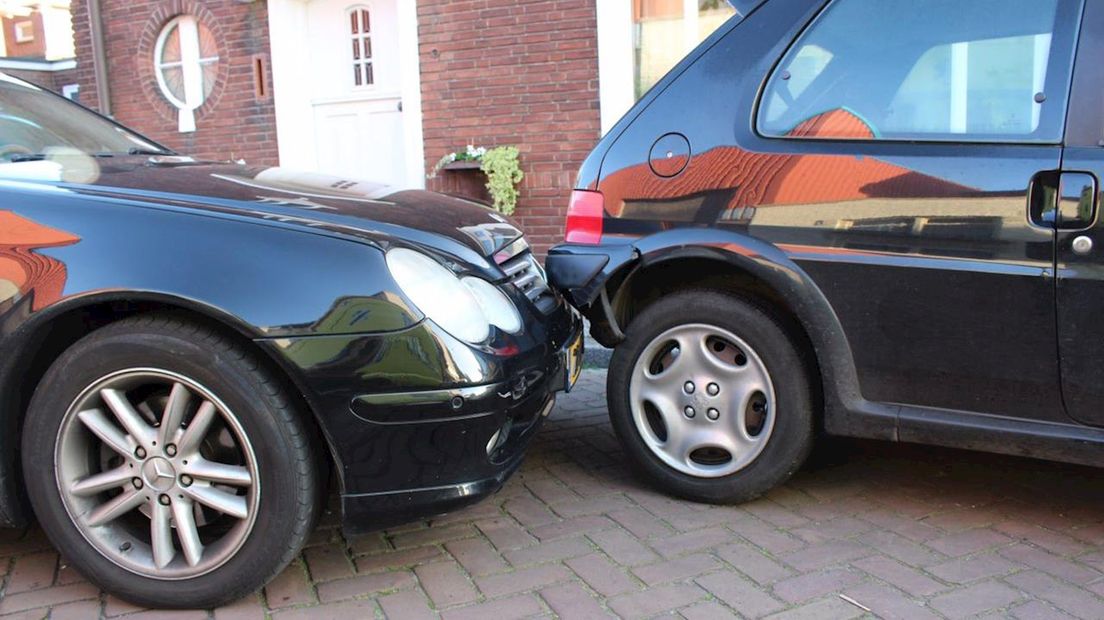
[0,75,164,162]
[757,0,1074,142]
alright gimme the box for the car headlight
[462,276,522,334]
[385,248,522,343]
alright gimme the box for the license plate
[564,330,584,391]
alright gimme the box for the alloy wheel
[55,368,259,579]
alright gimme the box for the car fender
[546,228,898,441]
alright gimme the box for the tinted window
[757,0,1075,142]
[0,75,163,162]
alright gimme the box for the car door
[1056,0,1104,427]
[743,0,1083,423]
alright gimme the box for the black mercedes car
[0,74,582,607]
[548,0,1104,503]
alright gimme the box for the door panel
[306,0,406,186]
[1055,153,1104,428]
[1054,0,1104,428]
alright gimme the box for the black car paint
[0,156,580,531]
[548,0,1104,466]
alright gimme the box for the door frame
[266,0,426,188]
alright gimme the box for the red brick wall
[418,0,601,257]
[69,0,277,165]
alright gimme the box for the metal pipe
[86,0,111,115]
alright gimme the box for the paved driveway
[1,369,1103,619]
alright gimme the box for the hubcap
[629,324,775,478]
[55,368,259,580]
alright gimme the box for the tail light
[564,190,604,244]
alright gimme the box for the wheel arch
[565,228,894,442]
[0,292,341,527]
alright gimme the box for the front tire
[22,315,321,608]
[607,290,814,503]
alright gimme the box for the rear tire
[607,290,814,503]
[22,315,321,608]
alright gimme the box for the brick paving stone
[263,560,316,609]
[0,583,98,615]
[4,552,56,594]
[716,542,794,585]
[540,582,612,618]
[680,600,739,619]
[1010,599,1079,620]
[503,536,593,567]
[529,515,615,541]
[565,553,640,597]
[649,527,733,559]
[607,583,705,618]
[607,507,674,540]
[212,594,266,620]
[378,589,436,620]
[842,582,940,620]
[928,581,1023,618]
[445,537,510,577]
[763,596,864,620]
[303,544,354,582]
[439,594,544,620]
[1004,570,1104,619]
[998,543,1101,585]
[49,600,102,620]
[390,523,478,550]
[103,594,145,616]
[587,528,660,567]
[414,561,480,608]
[696,571,786,617]
[925,528,1014,558]
[315,570,415,603]
[778,540,871,571]
[927,552,1019,584]
[726,517,807,555]
[271,598,377,619]
[772,567,865,604]
[858,530,947,567]
[475,563,571,598]
[852,555,945,597]
[631,553,722,586]
[475,518,538,551]
[503,495,558,528]
[356,544,443,573]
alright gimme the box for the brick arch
[135,1,231,128]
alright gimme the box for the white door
[306,0,405,186]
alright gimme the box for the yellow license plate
[565,330,584,391]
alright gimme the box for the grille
[501,251,556,313]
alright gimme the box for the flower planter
[436,161,491,204]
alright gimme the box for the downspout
[86,0,111,115]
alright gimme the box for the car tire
[607,290,814,504]
[22,314,321,608]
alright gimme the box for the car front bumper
[257,299,583,533]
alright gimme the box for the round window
[153,15,219,132]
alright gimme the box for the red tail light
[564,190,604,245]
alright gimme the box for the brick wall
[69,0,277,165]
[418,0,601,257]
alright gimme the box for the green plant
[480,146,523,215]
[429,144,486,178]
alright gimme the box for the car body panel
[0,114,579,530]
[549,0,1104,466]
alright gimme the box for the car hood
[1,156,523,262]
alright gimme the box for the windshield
[0,74,166,162]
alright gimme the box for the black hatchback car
[0,74,582,607]
[548,0,1104,504]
